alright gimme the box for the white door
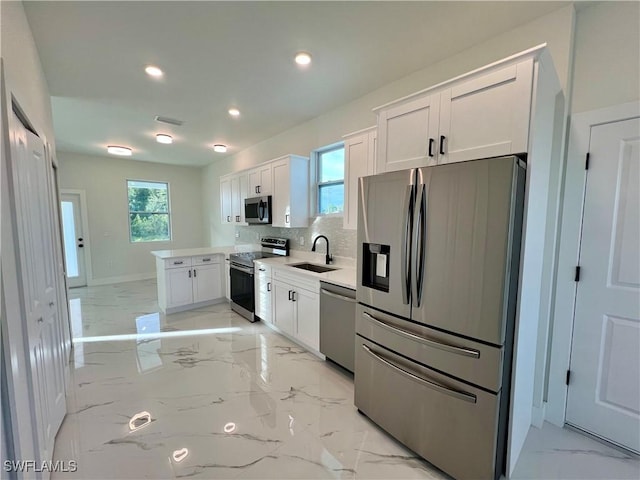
[377,93,440,173]
[273,280,295,335]
[566,117,640,453]
[294,289,319,351]
[10,118,66,466]
[166,267,193,307]
[193,264,221,303]
[60,193,87,287]
[438,60,533,164]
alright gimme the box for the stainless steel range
[229,237,288,321]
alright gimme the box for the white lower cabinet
[272,270,320,352]
[255,263,273,323]
[156,254,224,313]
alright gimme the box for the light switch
[376,253,387,278]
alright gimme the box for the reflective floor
[54,280,639,479]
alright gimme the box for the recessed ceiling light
[213,144,227,153]
[228,108,240,117]
[156,134,173,144]
[294,51,312,66]
[145,65,163,77]
[107,146,132,156]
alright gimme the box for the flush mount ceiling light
[228,108,240,117]
[213,144,227,153]
[294,51,312,66]
[156,134,173,144]
[145,65,163,77]
[107,145,132,156]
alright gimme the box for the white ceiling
[24,1,567,167]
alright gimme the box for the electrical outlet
[235,232,240,238]
[299,236,305,246]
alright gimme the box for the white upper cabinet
[271,155,309,228]
[375,55,537,173]
[376,94,440,173]
[343,126,377,230]
[220,172,248,225]
[438,60,533,164]
[248,163,273,196]
[220,176,232,224]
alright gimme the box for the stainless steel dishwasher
[319,281,356,372]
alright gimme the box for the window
[127,180,171,242]
[317,144,345,215]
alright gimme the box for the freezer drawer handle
[320,288,356,303]
[361,344,476,404]
[362,312,480,359]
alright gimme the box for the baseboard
[87,272,156,286]
[531,403,547,428]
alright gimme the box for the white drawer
[164,257,192,269]
[193,254,221,265]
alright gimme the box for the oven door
[230,263,255,313]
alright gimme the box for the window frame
[126,179,172,243]
[315,142,345,217]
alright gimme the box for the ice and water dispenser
[362,243,390,292]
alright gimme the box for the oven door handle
[230,263,254,275]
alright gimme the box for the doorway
[565,117,640,454]
[60,191,89,287]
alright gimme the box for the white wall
[58,151,204,284]
[202,5,576,248]
[571,1,640,114]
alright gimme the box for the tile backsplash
[235,215,357,258]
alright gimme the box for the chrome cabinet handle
[188,269,192,278]
[291,291,296,302]
[193,269,197,278]
[267,282,271,292]
[227,216,231,222]
[285,214,290,224]
[361,344,476,404]
[439,135,446,155]
[320,288,356,303]
[288,290,292,301]
[362,312,479,359]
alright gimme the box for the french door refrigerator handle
[411,182,426,308]
[361,344,476,404]
[401,183,414,306]
[362,312,480,358]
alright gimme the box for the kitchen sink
[290,262,338,273]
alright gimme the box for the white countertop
[255,255,356,290]
[151,244,258,259]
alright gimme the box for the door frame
[546,101,640,426]
[60,189,92,286]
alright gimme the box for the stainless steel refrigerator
[355,155,526,480]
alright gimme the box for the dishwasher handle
[320,288,356,303]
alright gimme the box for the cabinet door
[193,264,222,303]
[249,164,273,196]
[255,266,272,323]
[438,60,533,164]
[220,177,232,224]
[231,174,248,224]
[272,159,290,227]
[294,288,319,351]
[377,93,440,173]
[273,280,295,335]
[166,267,193,307]
[344,132,370,231]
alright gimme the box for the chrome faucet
[311,235,332,265]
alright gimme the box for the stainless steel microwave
[244,196,272,224]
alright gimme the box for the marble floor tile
[53,280,639,480]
